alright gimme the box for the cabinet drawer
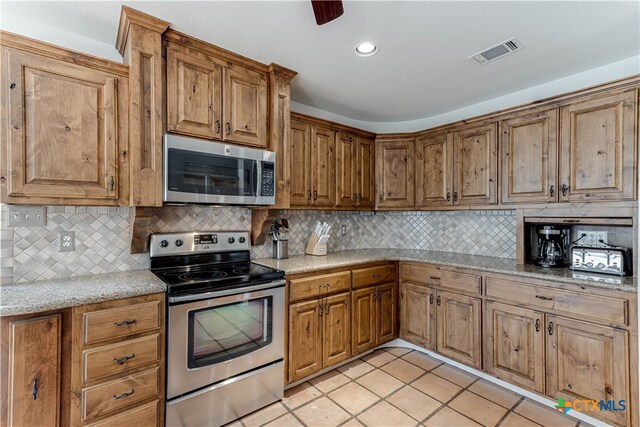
[485,277,627,325]
[83,334,160,383]
[86,400,158,427]
[289,271,351,302]
[401,263,481,295]
[82,367,159,422]
[83,301,161,345]
[352,264,396,289]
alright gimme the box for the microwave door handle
[255,161,261,198]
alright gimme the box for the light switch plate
[59,231,75,252]
[6,205,46,227]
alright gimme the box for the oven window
[187,296,273,368]
[168,148,257,197]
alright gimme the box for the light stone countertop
[254,249,637,294]
[0,270,166,317]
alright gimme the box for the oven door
[167,281,285,399]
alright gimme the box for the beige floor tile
[384,347,413,357]
[309,370,351,393]
[264,413,304,427]
[242,402,288,427]
[423,407,482,427]
[295,396,352,427]
[513,399,579,427]
[387,386,442,422]
[356,369,404,397]
[282,382,322,410]
[431,364,478,387]
[411,373,462,403]
[337,359,375,379]
[401,351,443,371]
[361,349,397,367]
[448,391,509,426]
[467,380,521,409]
[500,413,542,427]
[381,358,426,383]
[357,401,418,427]
[328,382,380,415]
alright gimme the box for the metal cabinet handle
[453,192,458,202]
[535,295,553,301]
[113,390,135,400]
[226,122,231,135]
[307,190,312,201]
[548,321,554,335]
[436,295,441,306]
[313,190,318,200]
[535,319,540,332]
[429,294,434,305]
[446,192,451,201]
[373,291,377,301]
[109,176,114,191]
[319,303,324,316]
[325,304,330,314]
[561,184,570,196]
[373,274,383,279]
[114,319,136,327]
[113,354,135,365]
[32,378,38,400]
[549,185,554,197]
[215,120,221,134]
[358,193,362,202]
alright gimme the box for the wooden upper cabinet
[376,138,415,208]
[4,314,61,427]
[166,48,222,139]
[223,66,268,147]
[356,137,375,208]
[453,122,498,206]
[500,109,558,204]
[311,126,335,207]
[546,315,628,426]
[336,132,358,207]
[290,121,312,206]
[559,90,637,202]
[436,290,482,369]
[416,133,454,207]
[2,48,126,204]
[400,283,436,350]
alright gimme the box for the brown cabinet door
[400,283,435,349]
[416,133,454,207]
[166,48,222,140]
[436,290,482,369]
[223,67,268,147]
[288,300,323,382]
[376,283,397,345]
[311,126,335,207]
[453,123,498,206]
[5,314,61,427]
[4,50,120,202]
[351,287,377,355]
[376,139,415,208]
[500,109,558,204]
[546,315,628,426]
[357,137,375,208]
[559,90,637,202]
[290,121,312,206]
[335,132,357,207]
[484,302,544,393]
[322,293,351,367]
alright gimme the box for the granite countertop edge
[0,270,166,317]
[254,249,637,294]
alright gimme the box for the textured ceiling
[2,1,639,122]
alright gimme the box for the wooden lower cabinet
[436,290,482,369]
[377,284,397,344]
[351,284,396,355]
[400,283,436,349]
[322,293,351,367]
[484,301,545,393]
[546,315,629,426]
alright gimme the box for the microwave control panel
[261,163,275,197]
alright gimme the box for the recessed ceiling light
[354,41,378,57]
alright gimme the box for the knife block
[305,234,328,256]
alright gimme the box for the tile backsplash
[0,204,516,284]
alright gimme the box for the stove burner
[178,270,228,281]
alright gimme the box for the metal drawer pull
[114,319,136,327]
[32,378,38,400]
[430,276,441,280]
[429,294,434,305]
[373,274,383,279]
[535,295,553,301]
[436,295,441,306]
[113,354,135,365]
[113,390,134,400]
[535,319,540,332]
[548,321,554,335]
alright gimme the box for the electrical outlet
[340,225,347,236]
[577,230,608,246]
[6,205,46,227]
[59,231,75,252]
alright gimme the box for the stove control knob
[175,239,183,247]
[228,237,235,244]
[160,240,169,248]
[238,236,246,243]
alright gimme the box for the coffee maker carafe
[534,225,570,268]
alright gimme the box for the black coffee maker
[533,225,570,268]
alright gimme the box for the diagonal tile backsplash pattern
[1,204,516,284]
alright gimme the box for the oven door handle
[168,279,285,304]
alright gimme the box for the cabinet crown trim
[115,6,170,55]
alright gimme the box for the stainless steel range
[150,231,285,427]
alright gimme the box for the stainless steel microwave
[163,134,276,206]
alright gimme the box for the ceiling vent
[469,37,524,64]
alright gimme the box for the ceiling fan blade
[311,0,344,25]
